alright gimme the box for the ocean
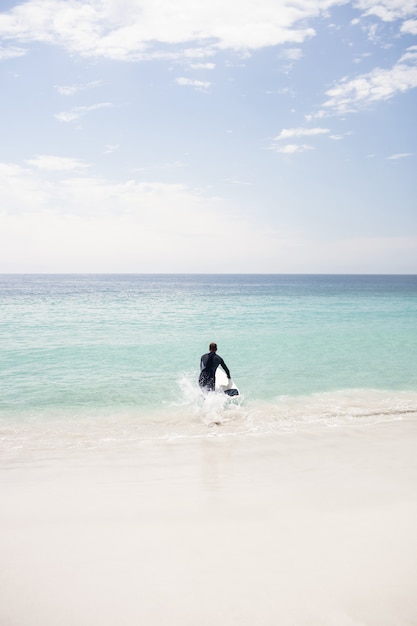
[2,274,417,626]
[1,274,417,447]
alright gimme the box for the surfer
[199,342,231,391]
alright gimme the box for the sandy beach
[1,418,417,626]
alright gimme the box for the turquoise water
[1,274,417,443]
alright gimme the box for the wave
[1,381,417,461]
[174,379,417,432]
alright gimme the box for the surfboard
[215,367,239,397]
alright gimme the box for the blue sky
[0,0,416,273]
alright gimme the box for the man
[199,342,231,391]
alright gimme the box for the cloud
[175,77,212,91]
[104,144,120,155]
[0,45,26,60]
[318,45,417,115]
[274,143,315,153]
[25,155,91,171]
[278,46,304,70]
[0,162,51,213]
[272,127,329,153]
[329,133,350,140]
[353,51,373,65]
[0,0,337,62]
[55,102,114,123]
[1,160,416,273]
[0,159,284,272]
[55,80,103,96]
[0,0,415,70]
[226,179,252,185]
[282,47,303,60]
[0,160,227,221]
[188,62,216,70]
[275,127,330,140]
[401,19,417,34]
[387,152,414,159]
[353,0,417,22]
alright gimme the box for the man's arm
[219,357,231,379]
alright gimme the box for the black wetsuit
[199,352,231,391]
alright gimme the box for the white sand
[1,420,417,626]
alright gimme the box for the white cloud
[0,159,222,220]
[0,0,415,69]
[226,179,252,185]
[0,159,290,272]
[266,86,296,96]
[387,152,414,159]
[25,155,91,171]
[0,45,26,59]
[272,128,329,154]
[189,62,216,70]
[55,102,114,123]
[275,127,330,140]
[400,45,417,62]
[329,130,353,140]
[0,162,51,213]
[0,0,339,62]
[55,80,103,96]
[353,0,417,22]
[281,47,303,61]
[104,144,120,154]
[353,51,373,65]
[319,45,417,114]
[401,19,417,34]
[1,160,416,273]
[175,77,211,91]
[275,143,315,153]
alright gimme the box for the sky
[0,0,416,273]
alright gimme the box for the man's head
[209,342,217,352]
